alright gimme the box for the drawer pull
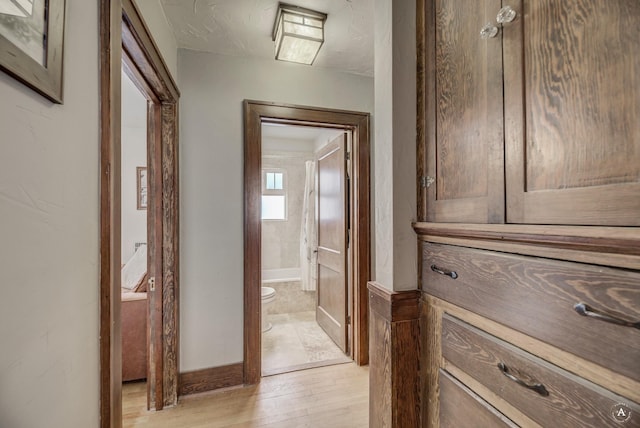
[430,264,458,279]
[497,362,549,396]
[574,303,640,330]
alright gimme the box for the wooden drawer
[439,369,516,428]
[442,315,640,427]
[422,242,640,383]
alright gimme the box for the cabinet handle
[430,264,458,279]
[496,6,517,24]
[497,362,549,397]
[573,303,640,330]
[480,22,499,39]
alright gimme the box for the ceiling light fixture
[272,3,327,65]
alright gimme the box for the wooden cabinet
[422,0,640,226]
[415,0,640,426]
[420,264,640,427]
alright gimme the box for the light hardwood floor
[123,363,369,427]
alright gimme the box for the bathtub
[261,267,301,283]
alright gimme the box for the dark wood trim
[413,223,640,256]
[178,363,244,396]
[161,102,179,406]
[368,282,421,427]
[121,0,179,101]
[100,0,180,424]
[100,0,123,426]
[146,101,163,411]
[368,281,421,322]
[416,0,427,222]
[243,100,371,385]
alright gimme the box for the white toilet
[261,286,276,332]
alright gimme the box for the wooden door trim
[243,100,371,385]
[100,0,180,426]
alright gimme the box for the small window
[262,170,287,220]
[265,172,284,190]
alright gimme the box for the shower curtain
[300,160,317,291]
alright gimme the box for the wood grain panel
[442,315,640,427]
[504,0,640,225]
[422,243,640,383]
[147,101,163,410]
[426,0,505,223]
[161,102,179,407]
[369,307,392,427]
[439,370,517,428]
[368,282,420,427]
[178,363,243,396]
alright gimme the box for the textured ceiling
[160,0,374,76]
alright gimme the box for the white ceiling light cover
[273,4,327,65]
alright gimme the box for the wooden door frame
[243,100,371,384]
[100,0,180,426]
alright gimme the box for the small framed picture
[0,0,66,103]
[137,167,147,210]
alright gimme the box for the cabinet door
[424,0,505,223]
[504,0,640,225]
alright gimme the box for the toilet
[261,286,276,332]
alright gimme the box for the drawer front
[442,315,640,427]
[439,369,517,428]
[423,242,640,382]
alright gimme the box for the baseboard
[178,362,243,396]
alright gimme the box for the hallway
[123,363,368,427]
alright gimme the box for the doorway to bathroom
[244,101,371,384]
[260,124,352,376]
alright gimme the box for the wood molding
[101,0,180,424]
[416,0,427,222]
[100,0,123,426]
[368,281,421,322]
[121,1,179,101]
[414,222,640,270]
[243,101,371,385]
[179,363,243,396]
[368,282,420,427]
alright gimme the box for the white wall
[0,0,100,426]
[121,72,148,262]
[179,51,374,370]
[135,0,179,82]
[373,0,417,291]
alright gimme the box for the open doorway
[260,124,353,376]
[99,1,180,425]
[244,101,371,385]
[120,69,149,413]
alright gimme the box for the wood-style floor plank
[123,363,369,427]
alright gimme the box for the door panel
[504,0,640,225]
[316,134,348,352]
[426,0,505,223]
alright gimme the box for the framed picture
[137,167,147,210]
[0,0,66,103]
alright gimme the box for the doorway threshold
[262,357,353,377]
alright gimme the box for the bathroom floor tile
[261,310,350,376]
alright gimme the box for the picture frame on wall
[137,167,147,210]
[0,0,66,103]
